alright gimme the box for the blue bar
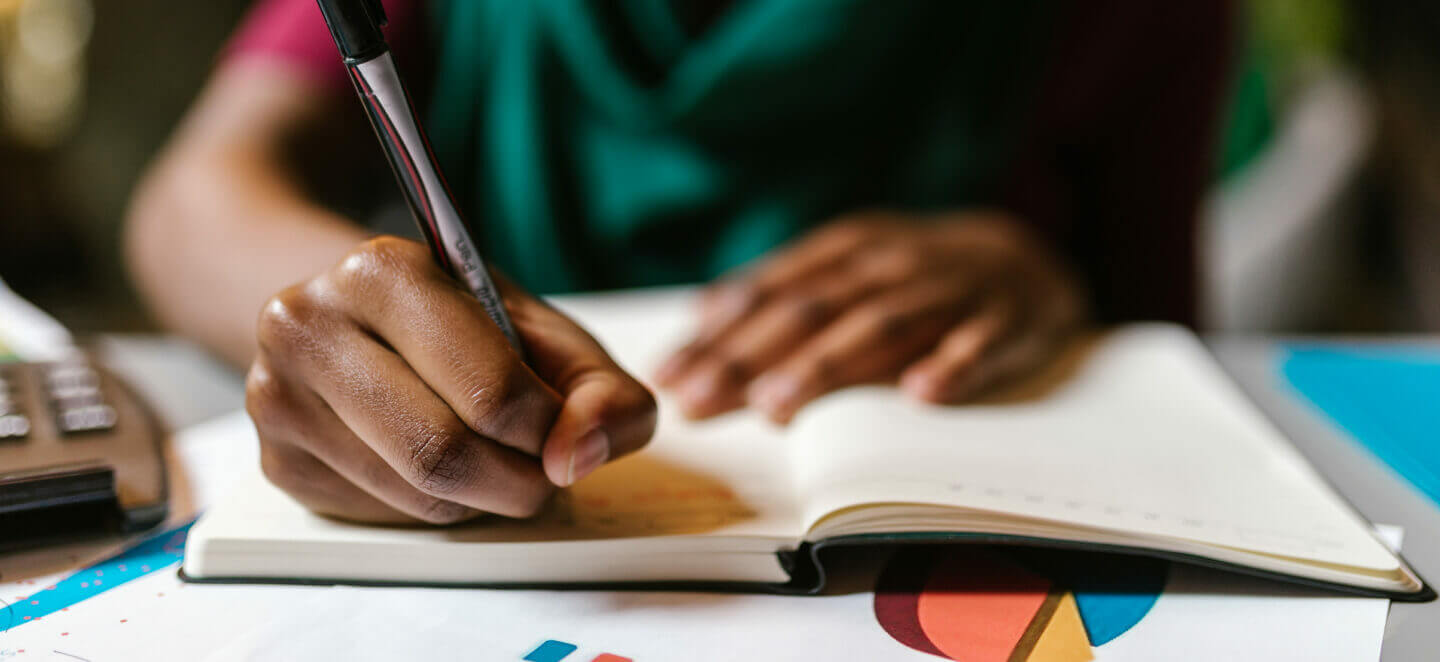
[6,520,194,629]
[524,640,578,662]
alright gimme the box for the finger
[503,289,657,486]
[289,418,483,524]
[258,439,417,525]
[745,217,901,292]
[655,293,815,388]
[659,245,922,404]
[258,294,554,517]
[895,242,1086,406]
[669,355,748,420]
[247,358,480,524]
[654,312,768,387]
[702,219,879,322]
[746,280,965,423]
[330,237,563,456]
[899,294,1033,403]
[673,218,891,362]
[668,295,841,418]
[539,370,658,487]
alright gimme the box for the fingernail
[567,427,610,486]
[901,371,945,403]
[900,371,928,394]
[654,354,686,385]
[679,372,720,411]
[748,374,799,414]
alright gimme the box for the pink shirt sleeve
[223,0,422,90]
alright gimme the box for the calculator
[0,357,167,550]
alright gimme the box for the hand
[246,237,657,524]
[655,212,1087,423]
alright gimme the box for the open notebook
[182,288,1431,599]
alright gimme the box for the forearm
[126,157,364,367]
[124,62,370,368]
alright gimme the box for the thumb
[500,279,657,487]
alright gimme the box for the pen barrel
[347,53,524,353]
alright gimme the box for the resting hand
[246,237,656,524]
[655,212,1087,423]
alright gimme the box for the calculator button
[46,365,100,391]
[51,386,104,409]
[58,405,118,433]
[0,414,29,439]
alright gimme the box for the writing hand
[246,237,657,524]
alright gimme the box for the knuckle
[333,236,427,292]
[714,355,750,383]
[255,286,326,356]
[405,422,477,497]
[856,307,902,338]
[456,358,544,438]
[461,361,516,422]
[781,294,832,327]
[869,247,924,280]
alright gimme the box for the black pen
[314,0,523,352]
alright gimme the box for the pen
[314,0,523,353]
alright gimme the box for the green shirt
[425,0,1049,294]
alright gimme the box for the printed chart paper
[0,411,1394,661]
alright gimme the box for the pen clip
[360,0,387,28]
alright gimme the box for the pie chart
[874,546,1167,661]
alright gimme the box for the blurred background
[1,0,1438,336]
